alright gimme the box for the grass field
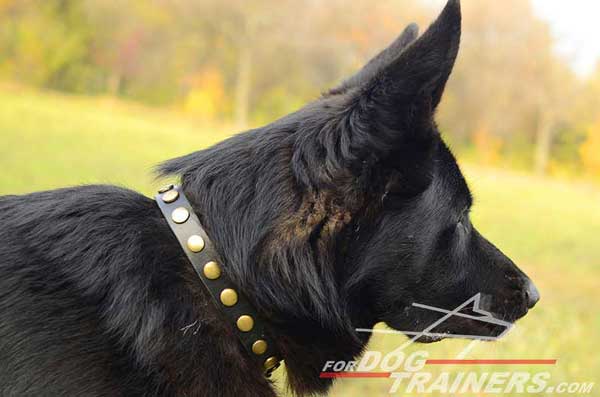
[1,87,599,396]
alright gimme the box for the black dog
[0,1,538,396]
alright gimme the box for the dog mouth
[412,315,512,343]
[402,315,512,343]
[386,294,528,343]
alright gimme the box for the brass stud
[236,315,254,332]
[264,356,279,371]
[162,189,179,203]
[220,288,238,307]
[187,235,205,252]
[171,207,190,224]
[252,340,268,355]
[203,261,221,280]
[158,184,174,193]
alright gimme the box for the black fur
[0,1,538,396]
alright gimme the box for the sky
[426,0,600,77]
[531,0,600,76]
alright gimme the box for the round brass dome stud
[203,261,221,280]
[264,356,279,371]
[236,315,254,332]
[171,207,190,224]
[161,189,179,203]
[158,184,174,193]
[220,288,238,307]
[252,340,268,355]
[187,235,205,252]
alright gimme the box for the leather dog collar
[155,185,281,377]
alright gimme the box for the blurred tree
[0,0,93,92]
[183,66,226,119]
[580,121,600,178]
[576,64,600,177]
[437,0,577,174]
[82,0,183,103]
[576,63,600,125]
[0,0,596,179]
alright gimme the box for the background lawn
[1,88,598,396]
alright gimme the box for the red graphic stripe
[426,359,557,365]
[319,359,557,378]
[320,372,391,378]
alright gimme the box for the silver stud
[171,207,190,224]
[203,261,221,279]
[187,235,205,252]
[162,190,179,203]
[158,184,174,193]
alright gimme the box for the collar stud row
[156,184,281,376]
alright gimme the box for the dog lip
[489,302,529,323]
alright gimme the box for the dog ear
[293,1,460,195]
[328,23,419,96]
[365,0,461,114]
[341,0,460,172]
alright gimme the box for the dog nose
[525,279,540,309]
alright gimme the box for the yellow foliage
[183,67,225,120]
[580,121,600,177]
[0,0,17,13]
[472,126,503,166]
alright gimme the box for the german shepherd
[0,1,538,395]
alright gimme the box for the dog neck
[167,176,372,395]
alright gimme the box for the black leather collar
[155,185,281,377]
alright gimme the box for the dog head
[289,0,539,337]
[161,0,538,391]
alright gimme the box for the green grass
[0,85,234,194]
[1,88,599,396]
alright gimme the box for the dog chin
[412,334,446,343]
[386,314,515,344]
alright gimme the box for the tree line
[1,0,599,178]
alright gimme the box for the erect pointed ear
[336,0,460,168]
[293,1,460,195]
[331,0,460,193]
[366,0,461,114]
[328,23,419,96]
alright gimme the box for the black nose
[525,279,540,308]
